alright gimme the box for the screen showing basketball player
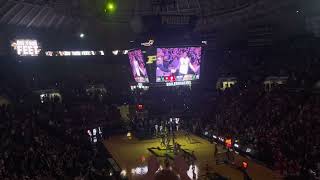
[156,47,202,82]
[128,49,149,83]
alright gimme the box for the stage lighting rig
[104,0,116,14]
[112,50,119,55]
[122,50,129,55]
[151,0,177,9]
[80,33,85,38]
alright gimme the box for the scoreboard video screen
[128,49,149,83]
[156,47,202,82]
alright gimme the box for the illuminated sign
[11,39,105,57]
[12,39,41,56]
[123,50,129,55]
[146,55,157,64]
[45,50,105,56]
[130,83,149,91]
[141,39,154,47]
[112,50,119,55]
[166,81,191,87]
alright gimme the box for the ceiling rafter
[35,9,53,27]
[55,16,66,29]
[45,13,58,28]
[8,4,32,25]
[17,6,38,26]
[26,6,48,28]
[0,3,22,23]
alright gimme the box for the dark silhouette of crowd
[195,85,320,179]
[0,39,319,180]
[0,91,124,180]
[0,104,91,180]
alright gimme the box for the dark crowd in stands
[0,42,319,180]
[135,84,320,179]
[131,47,320,179]
[197,86,320,178]
[0,93,123,180]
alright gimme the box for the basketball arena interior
[0,0,319,180]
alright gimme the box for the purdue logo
[147,56,157,64]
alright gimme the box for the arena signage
[11,39,106,57]
[11,39,41,56]
[146,55,156,64]
[45,50,105,56]
[166,81,191,87]
[141,39,154,47]
[130,83,149,91]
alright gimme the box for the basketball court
[104,132,282,180]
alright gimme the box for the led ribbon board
[45,50,105,56]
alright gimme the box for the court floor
[103,132,282,180]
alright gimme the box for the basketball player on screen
[132,58,141,77]
[179,51,191,75]
[171,50,197,76]
[131,56,146,79]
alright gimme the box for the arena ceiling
[0,0,77,30]
[0,0,316,49]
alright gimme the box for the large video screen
[156,47,202,82]
[128,49,149,83]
